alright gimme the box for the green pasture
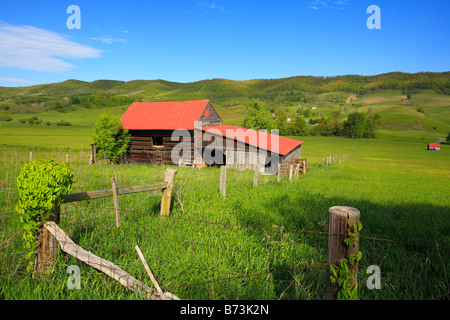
[0,128,449,300]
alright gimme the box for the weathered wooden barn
[120,100,221,165]
[198,125,303,174]
[120,99,304,174]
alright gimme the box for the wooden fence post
[29,151,33,162]
[111,177,120,228]
[289,165,293,181]
[34,204,60,276]
[65,154,69,163]
[161,169,177,216]
[220,166,226,198]
[253,168,258,187]
[326,206,361,300]
[277,163,281,182]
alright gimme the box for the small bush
[16,160,75,272]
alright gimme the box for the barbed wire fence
[1,165,449,300]
[56,195,450,300]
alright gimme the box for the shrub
[16,160,75,272]
[93,113,130,163]
[57,120,71,126]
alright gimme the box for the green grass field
[0,86,449,300]
[0,128,448,300]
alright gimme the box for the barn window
[153,136,164,147]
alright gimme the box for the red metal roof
[121,99,211,130]
[428,143,440,147]
[200,125,304,156]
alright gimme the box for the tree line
[243,100,381,138]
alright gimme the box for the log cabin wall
[127,129,194,165]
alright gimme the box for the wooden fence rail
[44,221,179,300]
[35,169,177,277]
[62,182,168,203]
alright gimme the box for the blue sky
[0,0,449,86]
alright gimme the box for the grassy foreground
[0,132,448,300]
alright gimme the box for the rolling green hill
[0,72,449,148]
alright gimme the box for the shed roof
[121,99,212,130]
[428,143,440,147]
[200,125,303,156]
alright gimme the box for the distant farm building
[272,113,292,123]
[120,99,304,174]
[427,143,440,151]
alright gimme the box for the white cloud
[306,0,350,10]
[91,37,127,44]
[0,22,101,73]
[0,76,35,84]
[196,1,225,12]
[307,0,329,9]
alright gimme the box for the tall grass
[0,137,449,300]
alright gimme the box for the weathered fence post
[277,163,281,182]
[34,204,60,276]
[289,165,293,181]
[253,168,258,187]
[111,177,120,227]
[161,169,177,216]
[326,206,361,300]
[65,154,69,163]
[220,166,226,198]
[29,151,33,162]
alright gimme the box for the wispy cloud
[306,0,328,10]
[196,1,225,12]
[306,0,350,10]
[0,76,35,85]
[0,22,101,73]
[91,37,127,44]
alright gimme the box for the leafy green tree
[243,100,275,131]
[274,112,289,135]
[365,113,381,138]
[344,112,367,138]
[292,115,308,136]
[93,113,130,163]
[344,112,381,138]
[331,110,342,124]
[446,132,450,144]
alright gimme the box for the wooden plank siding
[126,130,194,165]
[199,101,222,126]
